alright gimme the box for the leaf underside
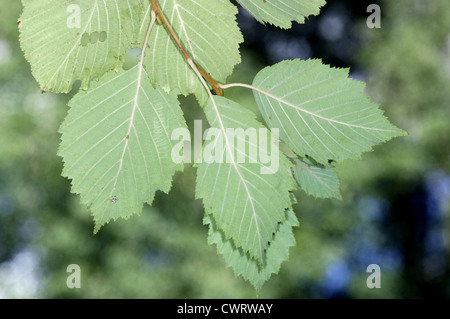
[236,0,326,28]
[196,96,295,263]
[58,65,187,231]
[205,208,299,291]
[19,0,143,93]
[292,157,341,199]
[252,59,406,166]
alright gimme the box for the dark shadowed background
[1,0,449,298]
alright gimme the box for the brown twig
[150,0,224,96]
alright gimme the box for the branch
[150,0,224,96]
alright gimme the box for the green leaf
[236,0,326,28]
[252,59,406,165]
[292,157,341,199]
[142,0,243,104]
[19,0,143,93]
[195,96,295,263]
[58,65,187,231]
[204,208,299,291]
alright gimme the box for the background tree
[0,0,449,298]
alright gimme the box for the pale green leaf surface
[236,0,325,28]
[19,0,143,93]
[252,59,406,165]
[292,157,341,199]
[58,65,187,231]
[195,96,295,263]
[142,0,243,104]
[204,209,299,290]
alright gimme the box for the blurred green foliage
[1,0,449,298]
